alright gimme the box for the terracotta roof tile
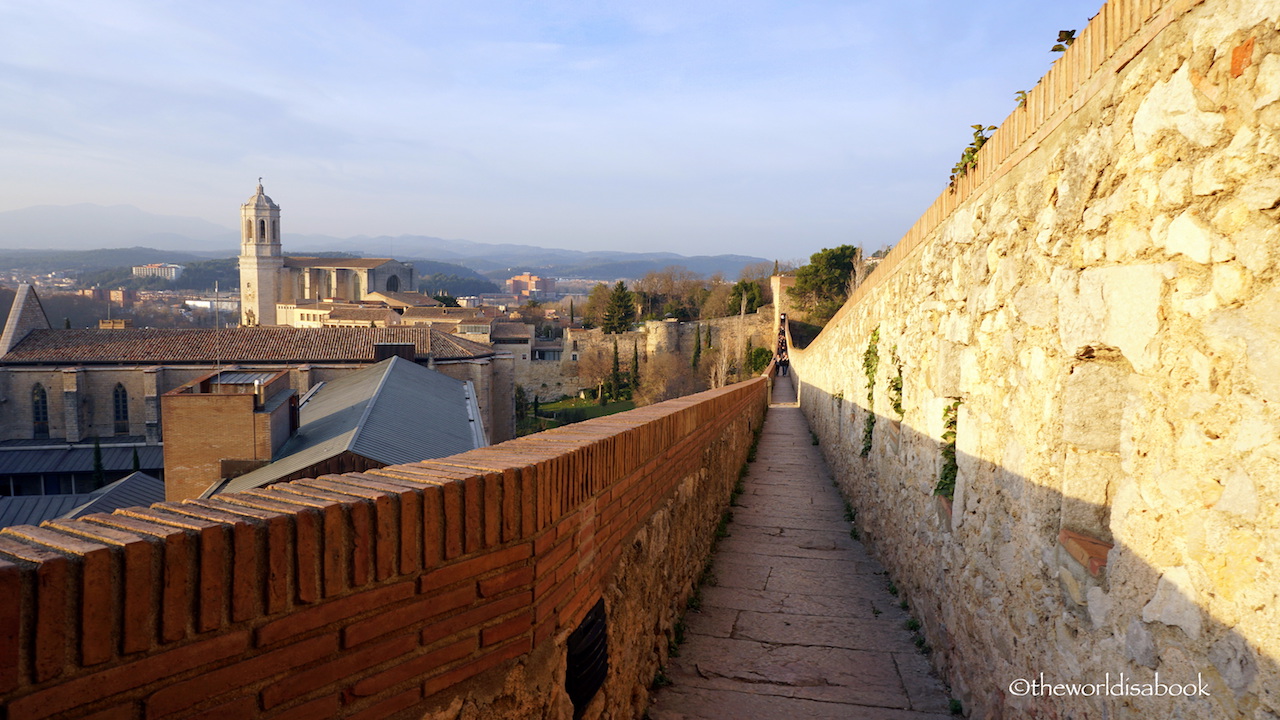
[1,327,494,364]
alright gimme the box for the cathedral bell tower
[239,181,283,326]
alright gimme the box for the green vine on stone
[934,399,962,499]
[860,327,880,457]
[1014,90,1028,108]
[1051,29,1076,53]
[887,345,903,418]
[948,125,997,191]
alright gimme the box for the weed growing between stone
[652,668,672,689]
[950,698,964,715]
[810,431,819,445]
[715,509,733,539]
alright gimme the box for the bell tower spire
[238,181,283,326]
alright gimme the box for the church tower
[239,181,283,326]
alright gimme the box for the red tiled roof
[325,308,398,321]
[1,327,494,364]
[401,307,484,320]
[490,322,531,340]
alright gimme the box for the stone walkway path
[648,375,953,720]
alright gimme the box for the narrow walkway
[649,375,953,719]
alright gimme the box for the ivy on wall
[888,345,904,418]
[861,327,880,457]
[934,399,962,499]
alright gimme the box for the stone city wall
[0,376,768,719]
[790,0,1280,717]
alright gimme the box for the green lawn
[516,397,637,436]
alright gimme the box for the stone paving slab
[649,375,953,720]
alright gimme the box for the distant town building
[237,183,416,326]
[98,318,133,329]
[0,285,517,471]
[131,263,184,280]
[77,288,137,307]
[506,273,556,299]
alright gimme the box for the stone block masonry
[791,0,1280,718]
[0,377,767,719]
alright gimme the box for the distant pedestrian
[778,352,790,376]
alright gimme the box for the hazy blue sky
[1,0,1103,259]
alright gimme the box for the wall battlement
[0,378,768,719]
[792,0,1280,717]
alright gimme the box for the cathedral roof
[0,326,496,365]
[244,183,279,211]
[282,257,401,269]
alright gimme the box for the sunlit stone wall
[792,1,1280,717]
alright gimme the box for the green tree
[433,294,461,307]
[92,437,106,486]
[514,385,529,421]
[630,343,640,390]
[609,339,623,400]
[691,325,702,368]
[132,446,141,473]
[728,280,764,315]
[788,245,861,323]
[601,281,636,334]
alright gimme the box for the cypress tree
[692,325,702,368]
[131,446,141,473]
[630,343,640,391]
[92,437,106,487]
[610,339,622,400]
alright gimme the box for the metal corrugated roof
[216,356,486,495]
[65,472,165,519]
[0,495,86,528]
[214,371,279,386]
[0,446,164,475]
[0,471,163,528]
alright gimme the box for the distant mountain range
[0,204,767,280]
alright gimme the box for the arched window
[385,275,400,293]
[258,219,266,240]
[113,383,129,435]
[245,219,252,239]
[272,219,279,241]
[32,384,49,439]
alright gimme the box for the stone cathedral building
[238,183,415,326]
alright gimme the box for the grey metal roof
[213,371,279,386]
[215,356,486,495]
[0,471,163,528]
[65,472,165,519]
[0,495,86,528]
[0,445,164,475]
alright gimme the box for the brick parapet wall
[0,377,768,719]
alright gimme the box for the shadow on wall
[793,377,1272,720]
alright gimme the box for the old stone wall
[0,376,767,719]
[790,1,1280,718]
